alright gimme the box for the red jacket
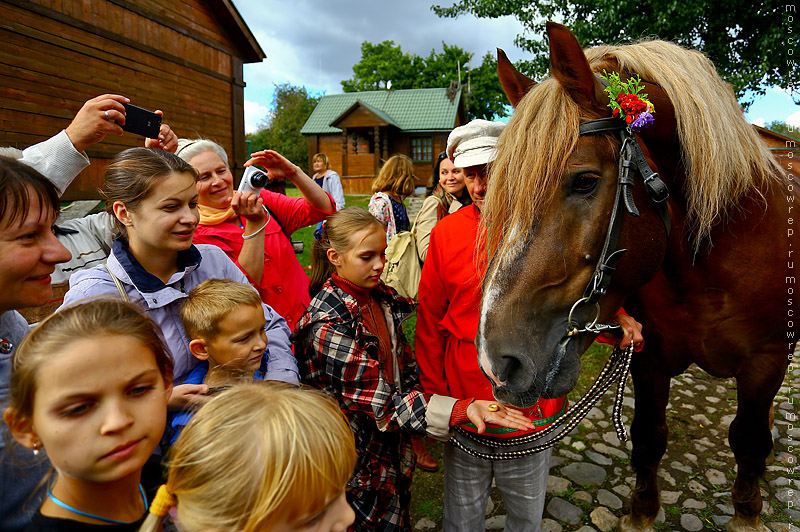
[193,189,332,332]
[415,205,567,436]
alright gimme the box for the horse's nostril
[496,353,536,393]
[497,355,521,384]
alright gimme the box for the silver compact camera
[238,166,269,196]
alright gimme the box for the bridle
[567,116,671,338]
[451,112,672,460]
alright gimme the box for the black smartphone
[121,103,161,139]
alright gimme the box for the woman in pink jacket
[176,139,334,331]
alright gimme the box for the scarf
[197,203,236,226]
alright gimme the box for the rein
[453,116,671,460]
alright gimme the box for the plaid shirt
[293,278,425,530]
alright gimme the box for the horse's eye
[572,174,599,194]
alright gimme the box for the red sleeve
[193,225,256,284]
[415,228,450,396]
[449,398,473,426]
[261,190,334,235]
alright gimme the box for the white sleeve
[19,130,90,196]
[327,172,346,211]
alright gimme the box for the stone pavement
[414,360,799,531]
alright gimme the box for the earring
[32,442,41,456]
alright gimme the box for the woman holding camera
[176,140,334,331]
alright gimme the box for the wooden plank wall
[0,0,247,200]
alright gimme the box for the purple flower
[631,112,654,131]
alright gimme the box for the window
[410,136,433,163]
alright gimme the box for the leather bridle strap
[575,118,671,310]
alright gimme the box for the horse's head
[478,23,676,407]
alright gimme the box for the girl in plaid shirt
[293,207,533,531]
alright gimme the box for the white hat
[446,119,506,168]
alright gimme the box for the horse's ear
[546,21,605,109]
[497,48,536,108]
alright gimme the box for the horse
[477,22,796,532]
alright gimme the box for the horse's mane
[485,39,783,270]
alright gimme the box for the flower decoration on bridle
[600,71,655,132]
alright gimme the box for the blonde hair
[6,299,173,424]
[371,154,416,199]
[485,39,784,267]
[102,148,198,240]
[181,279,262,340]
[313,153,330,171]
[309,207,385,296]
[139,383,356,532]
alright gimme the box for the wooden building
[0,0,264,200]
[301,88,465,195]
[756,125,799,163]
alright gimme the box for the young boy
[171,279,270,442]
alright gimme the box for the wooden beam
[373,126,380,176]
[341,128,348,176]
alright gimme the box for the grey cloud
[235,0,527,96]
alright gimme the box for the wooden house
[0,0,264,200]
[301,88,466,194]
[756,125,799,163]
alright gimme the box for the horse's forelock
[485,38,782,277]
[588,39,782,250]
[483,78,587,285]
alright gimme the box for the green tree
[431,0,796,108]
[246,83,320,173]
[765,120,800,141]
[341,41,508,120]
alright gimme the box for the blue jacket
[63,240,299,385]
[168,359,269,444]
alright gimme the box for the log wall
[0,0,252,200]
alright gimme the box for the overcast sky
[234,0,798,133]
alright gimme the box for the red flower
[625,113,633,124]
[616,93,647,116]
[612,108,620,117]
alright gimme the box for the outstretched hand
[65,94,129,153]
[466,400,535,434]
[245,150,299,181]
[144,110,178,153]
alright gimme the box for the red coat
[415,205,567,436]
[193,189,332,332]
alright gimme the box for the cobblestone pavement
[413,361,799,531]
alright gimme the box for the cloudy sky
[234,0,798,133]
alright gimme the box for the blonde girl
[140,383,356,532]
[3,299,173,530]
[368,154,416,242]
[295,207,533,531]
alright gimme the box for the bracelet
[242,206,269,240]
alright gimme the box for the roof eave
[206,0,266,63]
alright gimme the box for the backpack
[382,226,422,300]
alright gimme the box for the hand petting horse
[478,21,795,532]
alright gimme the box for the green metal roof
[301,88,462,135]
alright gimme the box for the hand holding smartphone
[121,103,162,139]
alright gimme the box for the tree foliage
[341,41,508,120]
[246,83,320,173]
[765,120,800,141]
[431,0,796,108]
